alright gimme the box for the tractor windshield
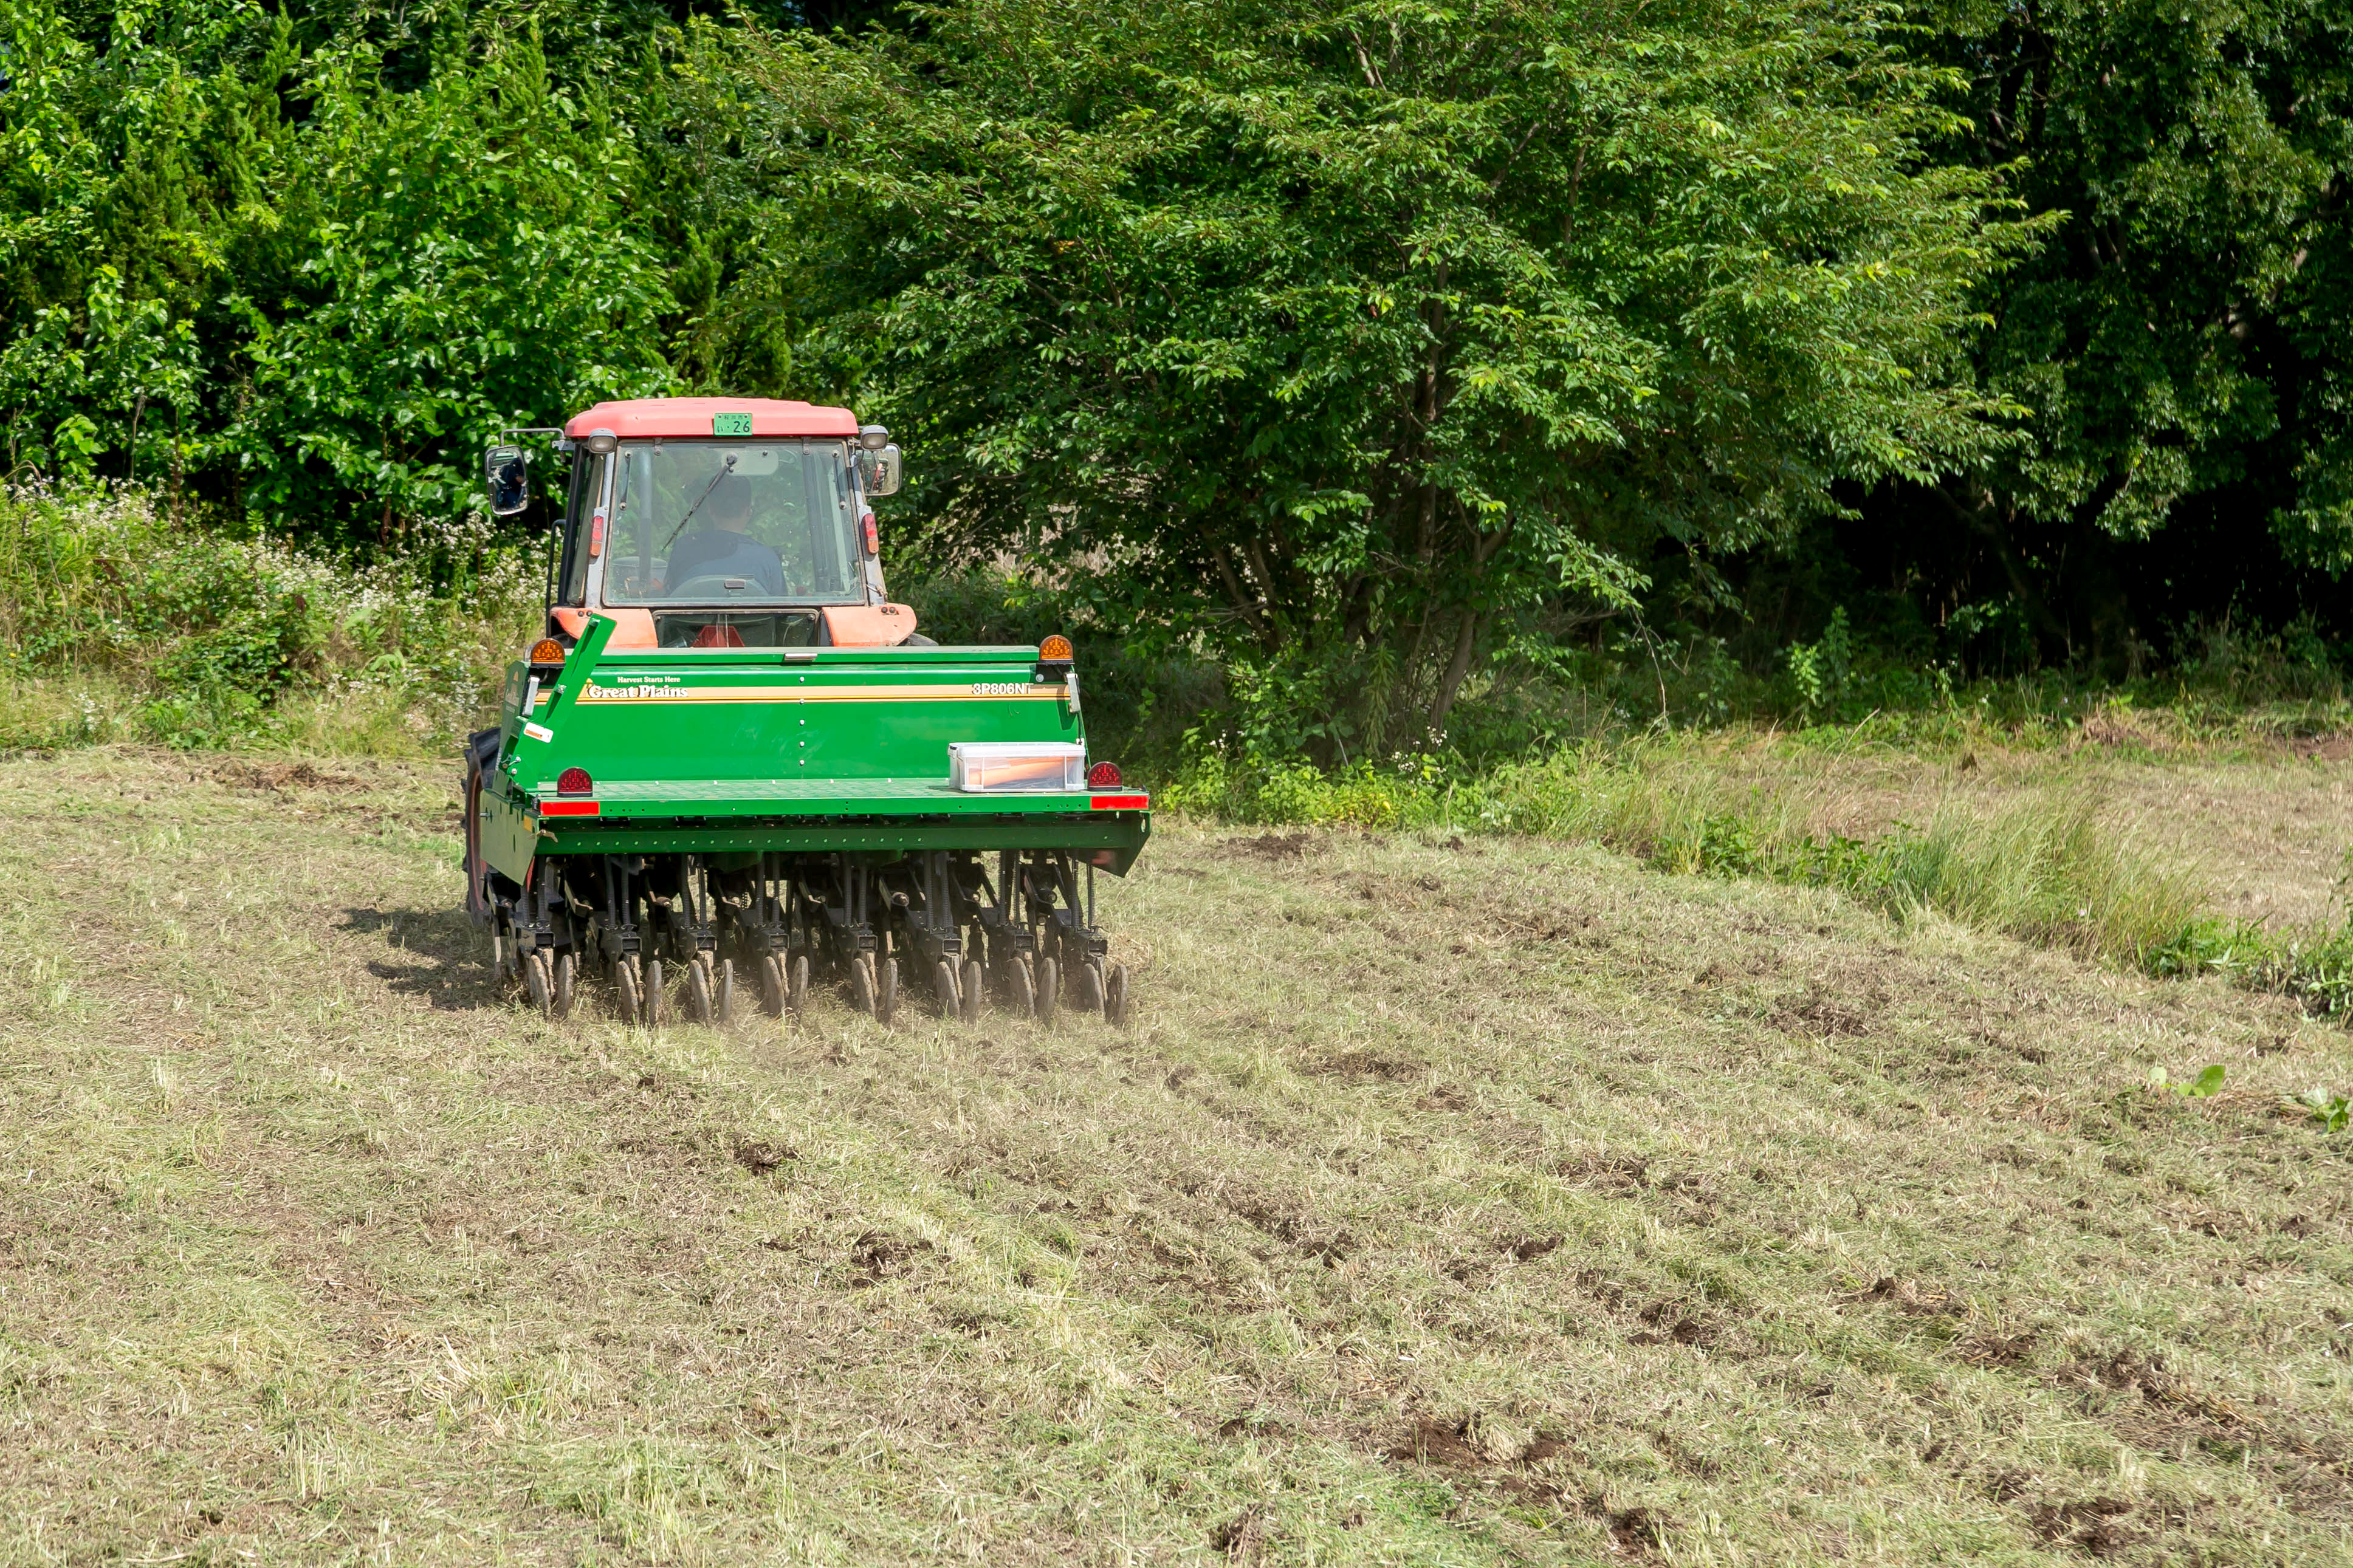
[601,440,861,609]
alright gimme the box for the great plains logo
[583,680,692,701]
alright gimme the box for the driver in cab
[664,475,786,597]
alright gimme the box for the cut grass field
[4,748,2352,1564]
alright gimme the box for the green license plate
[712,411,752,436]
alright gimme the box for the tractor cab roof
[565,397,859,441]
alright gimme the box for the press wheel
[552,951,575,1021]
[1104,960,1129,1025]
[875,956,898,1024]
[933,959,960,1019]
[1002,956,1035,1019]
[644,957,665,1027]
[850,953,877,1016]
[1075,959,1104,1015]
[788,953,809,1015]
[760,953,785,1017]
[686,959,714,1025]
[614,957,642,1025]
[713,957,733,1022]
[524,949,552,1016]
[1034,956,1059,1024]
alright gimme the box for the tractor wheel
[1075,960,1105,1015]
[1002,956,1035,1019]
[552,952,576,1021]
[524,950,553,1016]
[960,958,984,1023]
[1104,961,1129,1026]
[850,954,876,1016]
[788,954,809,1016]
[615,959,642,1026]
[933,960,960,1019]
[760,953,785,1017]
[713,958,733,1022]
[644,958,665,1027]
[686,959,714,1025]
[875,956,899,1024]
[1034,956,1059,1024]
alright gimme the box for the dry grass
[4,748,2353,1564]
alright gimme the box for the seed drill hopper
[462,398,1149,1025]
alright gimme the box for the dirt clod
[845,1231,932,1285]
[215,760,364,792]
[1209,1504,1268,1561]
[1607,1505,1671,1555]
[1230,832,1311,860]
[2027,1497,2138,1556]
[732,1138,797,1174]
[1389,1414,1485,1469]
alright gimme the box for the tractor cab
[486,397,912,650]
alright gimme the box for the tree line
[2,0,2345,750]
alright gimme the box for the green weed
[2151,1064,2227,1097]
[2290,1087,2351,1132]
[2149,919,2353,1021]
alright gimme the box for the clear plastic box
[947,741,1086,792]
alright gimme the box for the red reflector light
[862,513,879,556]
[556,767,593,795]
[1087,760,1122,788]
[1090,792,1147,810]
[538,799,600,817]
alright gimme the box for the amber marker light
[1038,634,1074,662]
[529,637,568,668]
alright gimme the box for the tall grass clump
[1865,789,2208,964]
[1166,738,2212,970]
[0,484,540,752]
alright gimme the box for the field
[4,745,2352,1565]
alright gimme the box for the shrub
[0,484,539,751]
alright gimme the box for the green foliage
[2150,1064,2227,1098]
[1,0,2346,761]
[743,0,2035,758]
[1785,608,1856,721]
[0,484,538,748]
[0,0,675,539]
[1918,0,2353,586]
[2290,1087,2350,1133]
[2149,916,2353,1021]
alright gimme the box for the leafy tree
[1850,0,2351,666]
[227,33,675,540]
[0,0,675,542]
[737,0,2035,755]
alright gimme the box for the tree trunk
[1426,611,1483,736]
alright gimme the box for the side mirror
[485,445,529,516]
[858,443,903,497]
